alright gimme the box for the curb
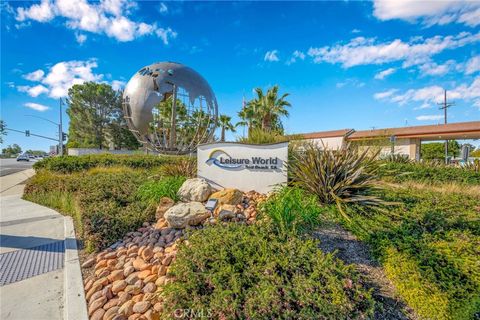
[64,216,89,320]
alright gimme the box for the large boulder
[177,178,212,202]
[164,202,210,228]
[209,188,243,206]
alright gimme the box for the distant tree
[421,141,460,160]
[25,150,47,156]
[0,120,6,144]
[471,149,480,157]
[2,144,21,156]
[217,115,236,142]
[66,82,140,150]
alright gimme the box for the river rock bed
[81,188,266,320]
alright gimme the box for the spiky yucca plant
[462,159,480,173]
[160,157,197,178]
[289,142,386,218]
[380,153,412,163]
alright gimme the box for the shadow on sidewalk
[0,234,77,252]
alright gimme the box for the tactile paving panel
[0,240,64,286]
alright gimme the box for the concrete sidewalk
[0,170,88,320]
[0,168,35,196]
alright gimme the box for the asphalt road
[0,158,35,177]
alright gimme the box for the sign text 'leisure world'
[198,142,288,193]
[206,149,280,170]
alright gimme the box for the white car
[16,154,30,161]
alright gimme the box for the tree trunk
[221,127,225,142]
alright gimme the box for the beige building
[297,121,480,160]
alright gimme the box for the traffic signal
[62,132,67,141]
[25,130,30,137]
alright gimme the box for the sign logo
[206,149,280,170]
[206,149,242,169]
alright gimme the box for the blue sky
[1,0,479,151]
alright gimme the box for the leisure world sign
[198,142,288,193]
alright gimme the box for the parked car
[16,154,30,161]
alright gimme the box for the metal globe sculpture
[123,62,218,154]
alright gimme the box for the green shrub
[24,167,156,251]
[237,128,294,144]
[33,154,180,173]
[259,187,325,237]
[136,176,186,204]
[289,142,386,219]
[340,186,480,320]
[378,161,480,185]
[161,224,375,319]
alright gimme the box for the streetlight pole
[59,98,64,155]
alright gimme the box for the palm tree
[218,114,236,142]
[254,85,291,132]
[237,102,259,138]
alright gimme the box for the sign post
[197,142,288,194]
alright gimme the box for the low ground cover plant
[161,224,375,319]
[378,161,480,185]
[338,186,480,320]
[24,166,184,251]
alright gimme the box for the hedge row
[33,154,182,173]
[378,161,480,185]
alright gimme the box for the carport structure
[297,121,480,160]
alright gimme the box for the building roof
[297,129,354,139]
[347,121,480,140]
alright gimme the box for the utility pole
[59,98,64,155]
[437,90,455,164]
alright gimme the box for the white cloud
[418,59,456,76]
[264,50,279,62]
[374,67,396,80]
[75,33,87,44]
[111,80,125,91]
[18,84,49,97]
[286,50,305,65]
[155,27,177,45]
[23,69,45,81]
[159,2,168,13]
[373,0,480,27]
[19,59,103,98]
[18,59,131,98]
[416,115,444,121]
[414,102,433,110]
[336,78,365,88]
[24,102,50,112]
[374,76,480,108]
[374,89,398,100]
[351,28,361,34]
[465,55,480,75]
[16,0,54,23]
[307,31,480,68]
[15,0,176,44]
